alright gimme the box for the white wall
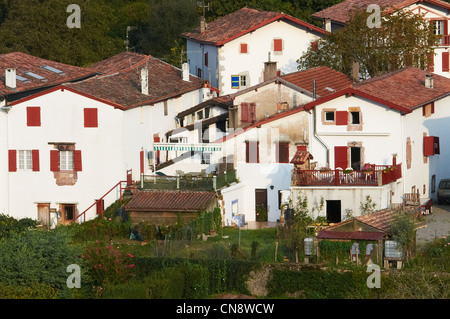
[0,109,8,215]
[7,88,125,221]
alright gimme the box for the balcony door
[334,146,348,169]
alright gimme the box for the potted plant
[319,166,330,173]
[362,165,374,174]
[343,168,353,174]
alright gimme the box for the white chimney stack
[140,67,149,95]
[425,73,434,89]
[325,18,332,32]
[182,63,190,82]
[5,68,16,90]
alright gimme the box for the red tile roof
[306,67,450,113]
[290,151,313,164]
[66,52,208,109]
[125,190,217,212]
[312,0,450,24]
[0,52,96,96]
[281,66,352,98]
[356,209,398,233]
[317,230,385,240]
[183,7,327,46]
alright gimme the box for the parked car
[437,179,450,204]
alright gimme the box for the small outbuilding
[125,189,218,225]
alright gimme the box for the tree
[389,211,417,262]
[297,8,438,80]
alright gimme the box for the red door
[334,146,348,169]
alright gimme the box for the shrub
[180,262,209,298]
[0,214,37,239]
[0,282,58,299]
[78,240,135,289]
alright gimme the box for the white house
[291,67,450,223]
[312,0,450,78]
[182,7,328,95]
[1,51,217,224]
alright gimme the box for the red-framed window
[84,108,98,127]
[50,149,82,172]
[8,149,39,172]
[27,107,41,127]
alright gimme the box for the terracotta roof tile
[356,209,397,233]
[290,151,313,164]
[125,190,217,212]
[312,0,450,24]
[0,52,96,96]
[317,230,385,240]
[183,7,326,46]
[353,67,450,111]
[66,52,207,109]
[281,66,353,98]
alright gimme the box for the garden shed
[315,209,411,268]
[125,189,218,226]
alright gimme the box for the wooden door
[334,146,348,169]
[37,203,50,226]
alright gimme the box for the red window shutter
[8,150,17,172]
[50,150,59,171]
[32,150,40,172]
[249,103,256,122]
[240,43,248,53]
[274,39,283,52]
[334,146,348,169]
[297,145,307,152]
[335,111,348,125]
[442,52,449,72]
[84,108,98,127]
[241,103,249,123]
[277,143,289,163]
[431,102,435,114]
[140,150,144,174]
[204,52,208,66]
[444,20,448,36]
[96,199,104,215]
[424,136,435,156]
[73,150,82,171]
[27,107,41,127]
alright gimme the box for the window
[240,43,248,54]
[274,38,283,52]
[204,52,208,67]
[205,107,210,118]
[350,111,360,124]
[276,142,290,163]
[424,136,440,156]
[240,75,248,88]
[197,110,203,120]
[325,111,335,122]
[433,20,444,35]
[9,150,39,172]
[51,149,82,172]
[84,108,98,127]
[197,68,202,78]
[246,141,259,163]
[18,150,32,170]
[60,151,74,171]
[27,107,41,127]
[241,102,256,123]
[231,75,240,89]
[164,101,168,116]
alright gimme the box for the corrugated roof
[312,0,450,24]
[0,52,96,96]
[182,7,326,46]
[125,190,217,212]
[66,52,208,109]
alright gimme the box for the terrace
[292,164,402,187]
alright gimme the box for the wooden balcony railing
[436,35,450,46]
[292,164,402,187]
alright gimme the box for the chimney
[200,16,206,33]
[425,73,434,88]
[264,53,277,81]
[182,63,190,82]
[352,61,359,83]
[325,18,332,32]
[140,67,149,95]
[5,68,16,90]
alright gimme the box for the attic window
[16,75,30,83]
[41,65,65,75]
[24,71,46,81]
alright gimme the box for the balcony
[292,164,402,187]
[436,35,450,47]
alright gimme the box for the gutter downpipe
[312,79,330,168]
